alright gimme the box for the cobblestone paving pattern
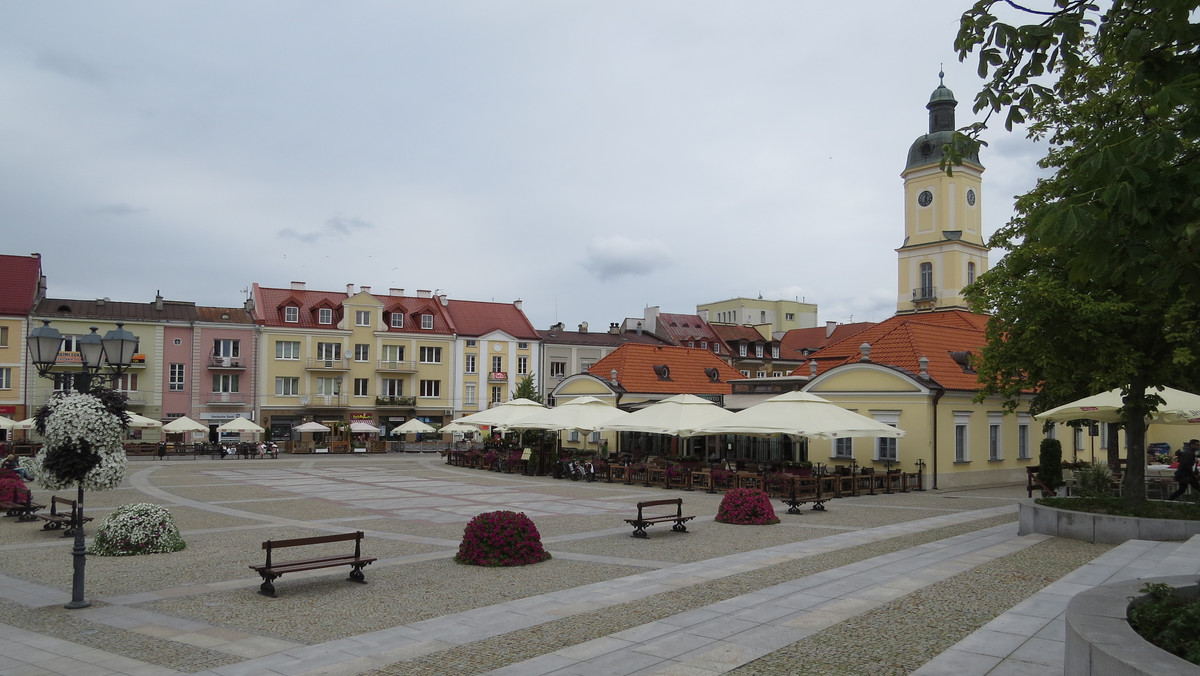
[728,536,1113,676]
[0,598,241,673]
[364,513,1022,676]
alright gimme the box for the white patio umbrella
[1034,386,1200,425]
[695,391,906,440]
[391,419,436,435]
[0,416,15,431]
[217,417,264,434]
[598,394,734,437]
[126,413,164,429]
[293,421,332,433]
[349,421,381,434]
[454,398,547,430]
[162,416,207,434]
[440,420,482,435]
[518,396,628,432]
[13,418,36,430]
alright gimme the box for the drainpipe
[930,386,944,490]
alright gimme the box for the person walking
[1169,439,1200,500]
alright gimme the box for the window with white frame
[390,313,403,328]
[740,370,750,377]
[318,308,333,325]
[739,344,747,357]
[420,379,440,397]
[872,411,900,461]
[316,377,340,395]
[785,312,795,321]
[550,361,566,377]
[518,342,528,349]
[355,310,370,326]
[421,314,433,330]
[755,345,764,358]
[491,356,503,373]
[833,437,853,459]
[275,377,299,396]
[1017,414,1031,459]
[354,344,369,361]
[464,354,476,373]
[317,342,341,360]
[419,346,441,363]
[0,367,9,390]
[517,355,528,375]
[490,386,502,403]
[212,374,239,392]
[464,383,476,405]
[688,341,695,348]
[276,340,300,360]
[285,306,299,323]
[169,363,185,391]
[213,338,240,358]
[954,412,971,462]
[771,346,780,359]
[466,339,477,347]
[756,370,767,378]
[772,371,783,377]
[381,345,403,362]
[382,378,402,396]
[580,361,591,372]
[988,413,1003,460]
[701,341,708,349]
[713,343,720,354]
[354,378,369,396]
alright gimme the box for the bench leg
[348,565,367,584]
[784,500,803,515]
[43,521,62,531]
[812,501,827,511]
[671,521,688,533]
[630,523,648,538]
[258,576,278,597]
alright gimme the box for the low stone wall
[1018,501,1200,544]
[1065,576,1200,675]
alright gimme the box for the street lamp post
[28,320,137,609]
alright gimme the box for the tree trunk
[1106,422,1121,472]
[1121,378,1148,505]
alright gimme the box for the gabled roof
[0,254,42,316]
[711,324,771,346]
[195,306,255,325]
[779,322,875,360]
[588,343,745,395]
[656,312,723,346]
[34,297,199,322]
[445,299,539,340]
[795,310,989,391]
[537,328,667,348]
[254,285,350,328]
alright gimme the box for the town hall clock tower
[896,73,989,315]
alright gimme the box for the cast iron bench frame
[38,495,91,535]
[0,487,43,522]
[624,498,694,538]
[249,531,376,597]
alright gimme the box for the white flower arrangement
[88,503,186,556]
[30,391,127,491]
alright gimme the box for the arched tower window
[967,262,976,285]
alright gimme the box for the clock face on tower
[918,190,933,207]
[967,189,976,206]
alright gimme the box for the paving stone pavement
[0,453,1193,676]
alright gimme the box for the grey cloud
[91,203,145,216]
[279,216,374,243]
[584,235,671,281]
[35,52,105,84]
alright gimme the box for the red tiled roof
[0,254,42,316]
[778,322,875,360]
[445,299,539,339]
[537,328,667,347]
[588,343,745,395]
[794,310,989,391]
[657,312,722,346]
[254,285,349,328]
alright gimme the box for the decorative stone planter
[1018,501,1200,544]
[1065,576,1200,675]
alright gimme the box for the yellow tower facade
[896,74,989,314]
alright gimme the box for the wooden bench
[38,496,91,535]
[248,531,376,597]
[0,488,44,522]
[624,498,694,539]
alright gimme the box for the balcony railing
[209,355,245,369]
[376,360,418,373]
[912,286,938,303]
[375,396,416,407]
[304,394,348,407]
[305,358,351,370]
[206,392,250,405]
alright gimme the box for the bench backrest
[262,531,364,567]
[50,495,77,515]
[636,498,682,519]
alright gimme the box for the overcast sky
[0,2,1046,331]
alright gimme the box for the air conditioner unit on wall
[444,409,454,416]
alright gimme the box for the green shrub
[1073,461,1113,498]
[1036,438,1064,492]
[1129,582,1200,665]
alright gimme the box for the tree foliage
[955,0,1200,502]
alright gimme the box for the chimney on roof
[390,288,404,296]
[155,291,163,311]
[551,322,564,331]
[826,321,838,338]
[609,322,619,335]
[417,289,432,298]
[291,281,305,290]
[859,342,872,362]
[439,294,448,306]
[579,321,588,333]
[513,299,522,310]
[809,360,818,377]
[346,284,354,295]
[360,286,371,295]
[610,369,618,386]
[244,295,255,313]
[636,321,643,336]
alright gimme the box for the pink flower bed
[715,487,780,525]
[0,469,27,502]
[454,510,552,567]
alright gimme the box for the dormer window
[390,313,403,328]
[318,308,333,325]
[755,345,764,358]
[285,306,299,323]
[421,314,433,330]
[739,344,747,357]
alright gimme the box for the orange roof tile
[778,322,875,360]
[589,343,745,395]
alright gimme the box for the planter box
[1019,501,1200,544]
[1066,576,1200,675]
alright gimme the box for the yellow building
[698,297,818,334]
